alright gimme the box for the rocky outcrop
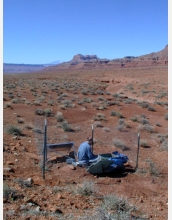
[42,45,168,71]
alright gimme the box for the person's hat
[87,137,93,142]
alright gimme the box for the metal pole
[92,124,94,153]
[45,119,47,162]
[42,118,47,179]
[136,133,140,169]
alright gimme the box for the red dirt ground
[3,65,168,219]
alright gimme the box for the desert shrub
[137,101,149,108]
[41,89,48,94]
[3,102,12,109]
[113,139,129,151]
[52,186,63,194]
[97,96,105,101]
[43,108,53,117]
[103,127,110,132]
[34,109,44,115]
[147,158,161,177]
[75,181,96,196]
[111,101,120,105]
[59,104,66,109]
[57,115,64,122]
[3,183,18,200]
[91,102,99,107]
[33,128,43,134]
[61,121,73,132]
[156,122,161,127]
[112,93,119,98]
[90,90,96,95]
[116,124,124,131]
[32,92,37,97]
[82,97,93,103]
[98,105,107,110]
[93,121,103,127]
[111,110,124,118]
[11,98,20,104]
[106,91,111,95]
[8,93,14,99]
[33,100,42,106]
[30,87,37,92]
[140,118,149,125]
[101,194,137,219]
[105,101,113,106]
[82,90,88,95]
[24,123,34,130]
[14,178,33,188]
[164,113,168,120]
[47,100,54,106]
[136,168,147,174]
[141,89,150,94]
[61,100,73,108]
[140,114,146,118]
[96,90,104,95]
[25,101,31,105]
[124,99,133,104]
[118,119,129,129]
[159,141,168,151]
[125,123,132,128]
[154,101,165,106]
[130,115,139,122]
[137,124,155,133]
[68,207,147,220]
[148,106,156,112]
[156,91,167,99]
[140,140,148,148]
[17,118,25,124]
[118,118,124,125]
[77,100,84,105]
[157,133,167,143]
[93,113,106,121]
[5,124,23,136]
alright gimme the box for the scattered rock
[26,178,33,185]
[3,198,7,203]
[50,205,63,213]
[3,146,10,151]
[34,206,41,212]
[11,146,17,151]
[56,193,63,200]
[6,161,15,165]
[3,167,15,172]
[13,136,20,140]
[16,141,22,146]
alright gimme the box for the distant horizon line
[3,44,168,66]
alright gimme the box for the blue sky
[3,0,168,64]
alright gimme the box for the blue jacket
[77,141,98,164]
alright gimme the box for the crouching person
[77,137,98,166]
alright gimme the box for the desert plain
[3,50,168,219]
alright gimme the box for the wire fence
[34,117,140,179]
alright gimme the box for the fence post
[136,133,140,169]
[92,124,94,153]
[42,118,47,179]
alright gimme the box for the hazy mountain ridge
[3,62,61,74]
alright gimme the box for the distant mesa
[50,45,167,71]
[71,54,99,63]
[70,54,110,65]
[3,45,168,73]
